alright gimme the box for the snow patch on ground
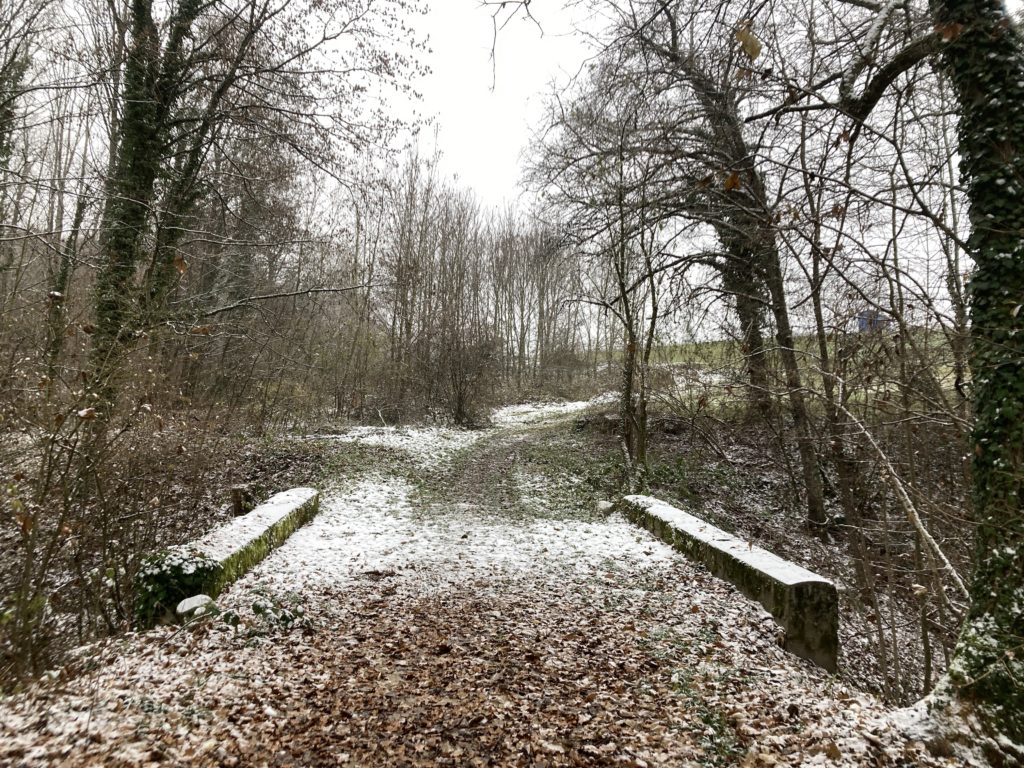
[227,477,674,602]
[885,697,992,767]
[312,426,483,468]
[670,367,729,390]
[515,469,558,514]
[490,399,595,426]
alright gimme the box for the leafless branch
[200,284,373,318]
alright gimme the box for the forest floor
[0,401,969,767]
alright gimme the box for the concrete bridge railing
[621,494,839,672]
[135,487,320,626]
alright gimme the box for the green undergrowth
[513,423,621,520]
[635,621,744,767]
[560,407,797,533]
[670,668,744,766]
[407,413,623,523]
[316,440,423,485]
[642,453,774,535]
[518,424,621,492]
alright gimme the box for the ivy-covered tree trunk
[934,0,1024,748]
[720,255,773,418]
[90,0,162,405]
[0,54,27,299]
[668,45,827,528]
[91,0,201,408]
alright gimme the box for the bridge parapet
[135,487,320,626]
[621,494,839,672]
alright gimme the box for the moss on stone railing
[621,494,839,672]
[135,487,320,626]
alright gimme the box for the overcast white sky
[412,2,593,208]
[409,0,1024,209]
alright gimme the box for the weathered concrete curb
[621,494,839,672]
[135,487,320,626]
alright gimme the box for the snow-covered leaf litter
[0,400,975,766]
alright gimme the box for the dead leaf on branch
[14,510,33,535]
[736,21,762,61]
[934,22,964,42]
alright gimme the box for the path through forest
[0,403,957,767]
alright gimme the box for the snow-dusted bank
[621,494,839,672]
[135,487,320,625]
[491,394,616,427]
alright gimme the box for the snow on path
[309,425,484,468]
[226,476,674,602]
[490,394,615,427]
[225,396,671,604]
[0,400,973,768]
[305,396,612,469]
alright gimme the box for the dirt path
[0,403,958,767]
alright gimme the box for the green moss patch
[135,488,320,626]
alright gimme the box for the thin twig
[200,284,372,318]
